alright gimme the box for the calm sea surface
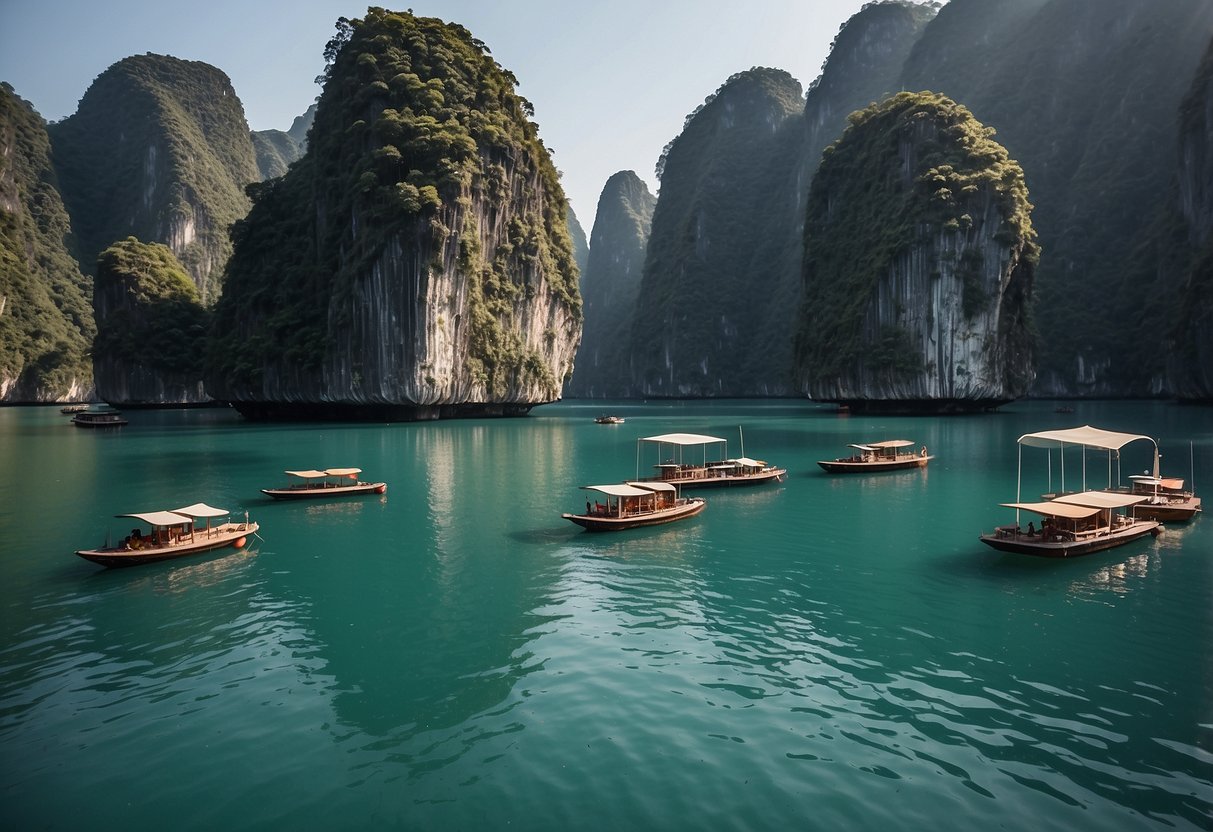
[1,399,1211,830]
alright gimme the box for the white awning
[640,433,725,445]
[1130,475,1184,488]
[286,469,328,478]
[627,481,677,493]
[730,457,766,467]
[173,503,230,518]
[848,444,877,451]
[867,439,915,449]
[581,484,654,497]
[1017,425,1154,451]
[999,502,1101,519]
[325,468,362,476]
[118,510,194,526]
[1051,491,1148,509]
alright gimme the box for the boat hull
[563,498,706,531]
[72,415,128,428]
[817,456,931,473]
[261,482,387,499]
[978,520,1161,558]
[76,522,258,567]
[1133,499,1201,522]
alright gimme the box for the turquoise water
[1,400,1211,830]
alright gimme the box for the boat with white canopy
[635,432,786,488]
[562,481,706,531]
[261,468,387,499]
[75,503,258,567]
[817,439,931,473]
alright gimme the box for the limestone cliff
[795,92,1036,412]
[251,129,301,180]
[206,10,581,419]
[565,171,655,398]
[92,238,210,406]
[49,54,259,300]
[0,84,94,401]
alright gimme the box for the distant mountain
[566,171,655,398]
[287,103,316,147]
[794,92,1037,411]
[567,205,589,278]
[206,10,581,419]
[49,54,259,300]
[0,84,94,401]
[251,104,318,181]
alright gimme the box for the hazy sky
[0,0,879,232]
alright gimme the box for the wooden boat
[76,503,258,568]
[71,404,127,428]
[595,415,625,424]
[1124,474,1202,522]
[261,468,387,499]
[817,440,931,473]
[562,481,706,531]
[979,492,1161,557]
[635,432,787,488]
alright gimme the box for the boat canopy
[325,468,362,477]
[999,501,1101,519]
[1130,475,1184,489]
[867,439,915,449]
[627,481,677,493]
[731,457,766,467]
[173,503,229,518]
[1051,491,1148,509]
[1017,425,1154,451]
[640,433,725,446]
[581,483,654,497]
[118,510,194,526]
[286,469,328,478]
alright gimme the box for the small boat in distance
[635,432,787,488]
[817,440,931,473]
[595,415,625,424]
[562,481,706,531]
[979,492,1161,557]
[76,503,258,568]
[71,404,128,428]
[261,468,387,500]
[60,404,87,414]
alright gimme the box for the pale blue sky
[0,0,881,231]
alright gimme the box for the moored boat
[979,492,1161,557]
[60,404,87,414]
[1125,474,1202,522]
[817,440,931,473]
[261,468,387,499]
[75,503,258,568]
[71,404,128,428]
[562,481,706,531]
[635,432,787,488]
[595,415,625,424]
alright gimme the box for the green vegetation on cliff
[0,84,93,398]
[795,91,1037,382]
[209,8,579,396]
[49,54,258,298]
[93,238,209,377]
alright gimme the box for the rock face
[565,171,655,398]
[567,206,589,278]
[49,54,259,300]
[795,92,1037,412]
[251,104,317,181]
[206,10,581,420]
[92,238,210,406]
[1167,40,1213,401]
[0,84,94,402]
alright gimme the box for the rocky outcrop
[206,10,581,420]
[565,171,655,398]
[567,205,589,278]
[795,92,1037,412]
[49,54,259,300]
[251,129,301,180]
[0,84,94,401]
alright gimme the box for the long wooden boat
[817,440,931,473]
[979,492,1161,558]
[71,404,127,428]
[76,503,258,568]
[635,432,787,488]
[1125,475,1202,522]
[562,481,706,531]
[261,468,387,499]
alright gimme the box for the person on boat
[1027,521,1036,536]
[920,446,928,457]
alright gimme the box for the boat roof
[848,440,914,450]
[581,483,654,497]
[286,469,329,478]
[1017,425,1154,451]
[118,510,194,526]
[173,502,230,518]
[1130,475,1184,488]
[627,481,678,493]
[324,468,362,476]
[1051,491,1148,509]
[999,501,1101,519]
[730,457,766,467]
[640,433,725,445]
